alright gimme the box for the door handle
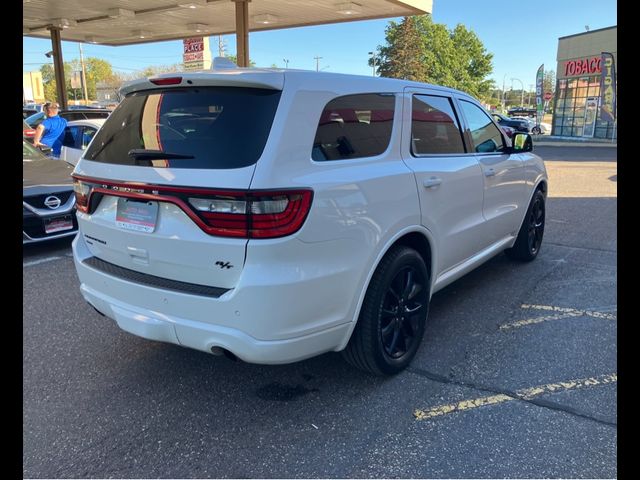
[423,176,442,188]
[484,168,496,177]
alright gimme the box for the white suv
[72,68,547,375]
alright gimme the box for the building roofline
[559,25,617,40]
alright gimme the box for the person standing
[33,102,67,158]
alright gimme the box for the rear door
[74,85,282,289]
[457,98,527,243]
[401,88,487,276]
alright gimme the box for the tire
[505,189,546,261]
[532,126,541,135]
[342,246,430,375]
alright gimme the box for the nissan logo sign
[44,196,62,209]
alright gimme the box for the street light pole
[368,51,376,76]
[283,58,289,69]
[528,84,534,106]
[314,56,322,72]
[511,77,524,107]
[501,73,508,112]
[79,43,89,105]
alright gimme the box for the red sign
[544,92,552,100]
[183,37,204,55]
[563,56,602,77]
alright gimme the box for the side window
[61,126,82,148]
[81,127,97,149]
[411,95,465,155]
[312,93,395,161]
[460,100,505,153]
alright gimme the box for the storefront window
[552,73,616,139]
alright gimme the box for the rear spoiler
[120,70,284,96]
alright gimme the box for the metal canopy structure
[23,0,432,108]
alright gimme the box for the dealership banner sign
[535,64,544,123]
[599,52,616,122]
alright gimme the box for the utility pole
[528,84,534,106]
[501,73,507,112]
[283,58,289,69]
[218,35,226,57]
[368,51,376,76]
[79,43,89,105]
[314,56,322,72]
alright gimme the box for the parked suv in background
[72,68,547,375]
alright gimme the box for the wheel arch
[335,226,436,351]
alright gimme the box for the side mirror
[510,132,533,153]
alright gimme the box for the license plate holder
[44,214,74,234]
[116,198,159,233]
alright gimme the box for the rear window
[84,87,282,169]
[312,93,395,161]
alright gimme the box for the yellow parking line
[499,304,617,330]
[414,373,617,420]
[521,304,617,320]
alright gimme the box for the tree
[373,15,495,98]
[224,54,256,67]
[41,57,115,102]
[543,69,556,95]
[375,16,427,81]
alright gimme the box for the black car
[507,107,537,118]
[23,141,78,244]
[492,113,531,133]
[25,108,111,128]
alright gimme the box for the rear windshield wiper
[127,149,195,160]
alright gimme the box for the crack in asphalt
[407,367,617,427]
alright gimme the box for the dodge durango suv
[72,67,547,375]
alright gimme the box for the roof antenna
[212,56,237,69]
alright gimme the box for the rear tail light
[23,129,36,137]
[187,190,313,238]
[71,175,313,239]
[73,178,91,212]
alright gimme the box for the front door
[583,97,598,137]
[457,99,527,244]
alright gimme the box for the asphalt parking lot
[23,145,616,478]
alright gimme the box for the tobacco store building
[552,26,617,139]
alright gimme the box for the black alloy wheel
[505,189,546,261]
[527,194,545,256]
[342,245,430,375]
[380,267,425,359]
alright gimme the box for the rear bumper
[79,281,351,364]
[72,233,360,364]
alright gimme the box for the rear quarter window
[312,93,395,161]
[84,87,282,169]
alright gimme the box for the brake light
[23,128,36,137]
[149,77,182,85]
[187,190,313,238]
[71,175,314,239]
[73,178,91,212]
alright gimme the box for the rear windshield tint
[84,87,282,169]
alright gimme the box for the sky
[23,0,617,94]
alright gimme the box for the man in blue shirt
[33,102,67,158]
